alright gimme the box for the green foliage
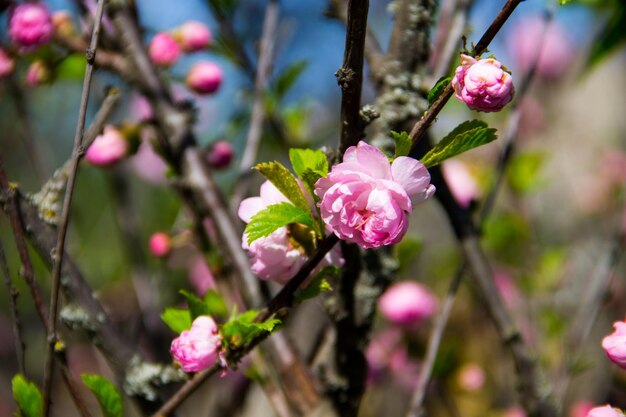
[395,237,423,272]
[421,120,498,168]
[507,151,546,194]
[180,290,211,320]
[221,310,282,349]
[588,3,626,67]
[12,375,42,417]
[81,374,123,417]
[289,148,328,194]
[427,76,452,105]
[204,290,229,320]
[483,212,529,265]
[274,61,308,100]
[180,289,229,320]
[245,203,314,245]
[390,131,412,158]
[55,54,87,80]
[161,307,192,334]
[294,266,338,303]
[255,161,311,212]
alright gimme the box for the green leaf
[12,375,42,417]
[55,54,86,80]
[81,374,123,417]
[255,161,311,213]
[180,290,210,320]
[421,120,497,168]
[204,290,228,320]
[289,148,328,193]
[427,76,452,105]
[390,131,412,158]
[245,203,313,245]
[161,308,192,334]
[274,61,308,99]
[587,4,626,67]
[294,266,338,303]
[221,310,282,349]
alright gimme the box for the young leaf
[161,307,192,334]
[294,266,338,303]
[421,120,497,168]
[221,310,282,348]
[180,290,210,320]
[427,76,452,105]
[255,161,311,213]
[390,131,412,158]
[12,375,42,417]
[81,374,123,417]
[289,148,329,193]
[245,203,313,245]
[274,60,308,99]
[204,290,228,320]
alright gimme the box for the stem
[0,240,26,375]
[43,1,107,414]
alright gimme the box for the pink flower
[206,140,234,169]
[170,316,221,372]
[25,60,50,86]
[188,256,216,295]
[587,406,626,417]
[378,281,438,326]
[149,232,171,257]
[457,363,485,391]
[149,32,181,67]
[238,180,343,284]
[442,160,479,208]
[504,407,527,417]
[186,62,223,95]
[452,54,514,113]
[509,16,574,80]
[315,141,435,249]
[0,49,15,79]
[571,402,595,417]
[85,126,129,166]
[602,320,626,368]
[177,21,212,52]
[9,3,53,51]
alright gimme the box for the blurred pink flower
[130,94,154,122]
[171,316,221,372]
[494,270,522,308]
[587,406,626,417]
[149,232,171,258]
[315,141,435,249]
[452,54,514,112]
[131,137,168,184]
[85,126,129,166]
[378,281,438,327]
[510,16,574,80]
[177,21,212,52]
[9,3,53,51]
[188,256,216,295]
[571,401,595,417]
[442,160,479,208]
[602,320,626,368]
[206,140,234,169]
[149,32,181,67]
[0,48,15,79]
[366,329,402,383]
[25,60,50,87]
[504,406,527,417]
[186,62,223,95]
[457,363,485,391]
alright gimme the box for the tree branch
[0,239,25,375]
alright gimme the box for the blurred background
[0,0,625,416]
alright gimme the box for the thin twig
[43,0,107,414]
[0,240,25,375]
[232,0,280,207]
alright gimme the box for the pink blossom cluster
[315,141,435,249]
[85,125,130,166]
[8,3,53,51]
[378,281,438,327]
[238,181,343,284]
[170,316,222,372]
[452,54,514,113]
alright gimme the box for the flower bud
[85,125,129,166]
[452,54,514,113]
[170,316,222,372]
[149,32,181,67]
[149,232,171,258]
[9,3,53,51]
[602,320,626,368]
[186,62,223,95]
[25,60,51,87]
[51,10,75,37]
[206,140,234,169]
[457,363,485,391]
[0,49,16,79]
[378,281,438,327]
[176,21,212,52]
[587,406,626,417]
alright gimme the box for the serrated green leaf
[180,290,210,320]
[255,161,311,213]
[221,310,282,348]
[294,266,338,303]
[245,203,313,245]
[12,375,42,417]
[81,374,123,417]
[390,131,412,158]
[204,290,228,320]
[421,120,497,168]
[274,60,308,99]
[427,76,452,105]
[289,148,328,194]
[161,307,192,334]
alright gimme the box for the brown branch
[43,0,107,414]
[0,240,25,374]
